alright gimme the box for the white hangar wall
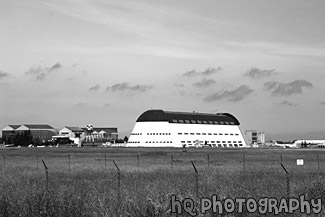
[127,110,247,148]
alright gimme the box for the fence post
[281,163,290,198]
[113,160,121,204]
[243,154,246,171]
[105,154,107,168]
[137,154,140,170]
[191,161,199,198]
[171,154,173,169]
[280,154,283,164]
[42,159,49,193]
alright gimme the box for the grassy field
[1,147,325,216]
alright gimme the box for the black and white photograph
[1,0,325,216]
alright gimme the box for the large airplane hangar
[127,109,247,148]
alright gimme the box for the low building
[245,130,265,146]
[53,126,85,146]
[82,127,118,142]
[295,140,325,148]
[2,125,21,144]
[16,124,56,144]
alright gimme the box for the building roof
[65,126,84,132]
[20,124,54,130]
[2,125,21,131]
[9,125,21,130]
[136,109,240,125]
[95,128,118,133]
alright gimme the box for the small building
[1,125,21,144]
[82,127,118,142]
[53,126,85,146]
[59,126,84,138]
[245,130,265,146]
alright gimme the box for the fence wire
[1,150,325,216]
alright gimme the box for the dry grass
[1,147,325,216]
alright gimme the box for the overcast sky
[1,0,325,138]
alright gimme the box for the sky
[1,0,325,140]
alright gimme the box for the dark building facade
[2,125,21,144]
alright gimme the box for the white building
[83,127,118,142]
[127,109,247,148]
[245,130,265,146]
[54,126,85,146]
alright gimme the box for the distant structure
[53,126,118,146]
[16,124,56,142]
[127,109,247,148]
[245,130,265,146]
[1,124,56,145]
[52,126,85,146]
[294,140,325,148]
[1,125,21,144]
[81,127,118,143]
[2,123,118,147]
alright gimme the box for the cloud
[0,71,10,80]
[193,78,216,87]
[202,67,222,76]
[277,101,298,107]
[106,82,153,92]
[244,67,276,78]
[181,67,222,77]
[182,70,198,77]
[319,102,325,106]
[103,103,111,107]
[74,102,88,108]
[204,85,254,102]
[264,80,313,96]
[88,84,100,91]
[25,62,62,81]
[50,62,62,71]
[263,81,278,90]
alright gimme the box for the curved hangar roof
[136,110,240,125]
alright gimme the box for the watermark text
[170,195,321,216]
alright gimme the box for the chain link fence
[1,149,325,216]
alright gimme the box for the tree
[123,136,128,143]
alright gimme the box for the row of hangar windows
[181,140,243,144]
[131,133,171,135]
[204,143,243,147]
[178,132,239,136]
[183,140,244,147]
[128,140,243,145]
[171,119,236,125]
[131,132,240,136]
[128,141,173,144]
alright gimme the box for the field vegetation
[1,147,325,216]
